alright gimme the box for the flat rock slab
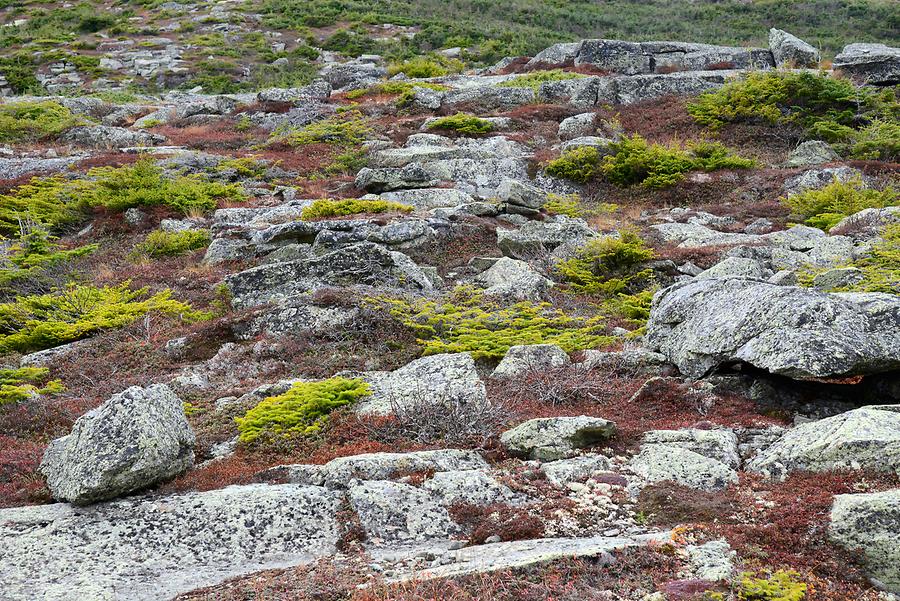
[0,484,342,601]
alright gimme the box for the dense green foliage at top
[556,231,656,296]
[783,178,898,231]
[0,366,64,405]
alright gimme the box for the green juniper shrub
[497,69,585,94]
[0,282,208,354]
[603,289,655,328]
[214,157,268,179]
[544,146,602,184]
[346,81,448,108]
[271,110,372,147]
[365,285,614,360]
[0,226,96,294]
[387,55,464,78]
[0,177,88,236]
[301,198,413,220]
[841,223,900,294]
[0,53,42,95]
[542,193,583,217]
[843,119,900,162]
[0,100,79,143]
[321,29,379,56]
[425,113,494,135]
[782,177,898,231]
[0,366,64,405]
[132,229,211,259]
[555,230,656,296]
[734,570,807,601]
[235,377,372,444]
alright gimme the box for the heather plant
[0,367,64,405]
[236,377,371,444]
[782,178,898,231]
[301,198,413,220]
[426,113,494,134]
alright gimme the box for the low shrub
[542,193,583,217]
[497,69,585,93]
[843,223,900,293]
[345,81,448,107]
[734,570,807,601]
[601,135,755,189]
[271,110,372,147]
[235,377,371,444]
[0,225,96,295]
[426,113,494,134]
[365,286,614,360]
[544,146,602,183]
[0,101,79,143]
[0,177,87,236]
[556,230,656,296]
[843,119,900,162]
[0,282,207,354]
[214,157,268,179]
[132,229,211,258]
[387,55,464,78]
[301,198,413,220]
[782,177,898,231]
[0,367,64,405]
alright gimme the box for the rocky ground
[0,21,899,601]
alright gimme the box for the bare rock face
[830,489,900,593]
[40,384,195,505]
[768,28,820,67]
[0,484,341,601]
[644,278,900,380]
[833,43,900,85]
[500,416,616,460]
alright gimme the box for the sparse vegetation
[544,146,602,184]
[132,229,211,259]
[782,177,898,231]
[387,55,464,78]
[0,225,96,295]
[0,100,79,143]
[556,230,656,296]
[426,113,494,134]
[497,69,585,93]
[301,198,414,220]
[271,110,373,147]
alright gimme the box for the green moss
[0,226,96,294]
[736,570,807,601]
[132,229,211,258]
[366,286,615,360]
[426,113,494,134]
[387,55,464,78]
[0,282,208,354]
[782,177,898,231]
[215,157,268,178]
[236,377,371,444]
[0,101,79,143]
[556,230,656,296]
[301,198,413,220]
[0,366,64,405]
[545,146,602,184]
[271,110,372,147]
[497,69,585,93]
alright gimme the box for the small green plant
[735,570,807,600]
[366,286,614,360]
[497,69,585,93]
[782,177,898,231]
[387,55,464,78]
[0,367,64,405]
[544,146,602,184]
[543,193,583,217]
[556,230,656,296]
[842,223,900,293]
[842,119,900,162]
[301,198,413,220]
[271,110,372,147]
[346,81,448,107]
[132,229,211,259]
[0,226,96,293]
[0,282,207,354]
[236,377,371,444]
[426,113,494,134]
[0,100,79,143]
[0,177,87,236]
[215,157,268,179]
[601,135,754,189]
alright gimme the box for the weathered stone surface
[225,242,433,308]
[474,257,553,301]
[320,449,489,488]
[641,428,740,469]
[601,70,735,105]
[491,344,571,379]
[423,470,517,506]
[374,188,476,209]
[541,455,612,486]
[768,29,820,68]
[349,480,459,544]
[60,125,165,148]
[237,301,359,339]
[812,267,865,291]
[501,416,616,461]
[526,41,583,67]
[747,406,900,478]
[644,278,900,379]
[558,112,597,140]
[783,166,862,195]
[355,353,487,416]
[686,540,735,582]
[40,384,194,505]
[829,490,900,593]
[629,444,738,491]
[441,86,536,112]
[575,39,651,74]
[355,164,442,192]
[497,177,549,212]
[497,216,597,259]
[696,257,772,280]
[256,80,331,103]
[0,484,341,601]
[833,43,900,85]
[786,140,838,167]
[829,206,900,239]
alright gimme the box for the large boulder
[355,164,442,193]
[348,480,459,544]
[833,43,900,85]
[768,29,820,68]
[40,384,194,505]
[829,490,900,593]
[576,39,650,74]
[496,177,549,214]
[629,445,738,491]
[60,125,165,149]
[474,257,553,301]
[0,484,341,601]
[598,70,735,105]
[644,278,900,379]
[497,216,597,259]
[501,416,616,461]
[747,406,900,479]
[320,449,489,488]
[491,344,571,379]
[786,140,838,167]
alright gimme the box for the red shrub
[0,436,51,507]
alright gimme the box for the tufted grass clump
[271,110,373,147]
[0,226,96,295]
[366,286,614,360]
[0,282,208,354]
[0,366,64,405]
[497,69,585,93]
[734,570,807,600]
[601,135,755,189]
[236,377,371,444]
[544,146,602,184]
[782,177,898,231]
[301,198,414,220]
[426,113,494,134]
[0,100,79,143]
[132,229,211,259]
[556,230,656,296]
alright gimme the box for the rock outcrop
[501,416,616,460]
[830,490,900,593]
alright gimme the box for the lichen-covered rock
[320,449,489,488]
[541,455,612,486]
[747,406,900,479]
[491,344,571,379]
[641,428,740,469]
[644,278,900,379]
[686,540,736,581]
[474,257,553,301]
[40,384,194,505]
[768,29,820,67]
[696,257,772,280]
[497,216,597,259]
[601,70,735,105]
[423,469,517,506]
[60,125,165,148]
[812,267,865,291]
[558,112,597,140]
[497,177,549,213]
[501,416,616,461]
[0,484,341,601]
[786,140,838,167]
[829,206,900,239]
[349,480,459,544]
[355,164,442,192]
[441,85,536,112]
[575,39,650,74]
[629,445,738,491]
[833,43,900,85]
[577,349,671,375]
[829,490,900,593]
